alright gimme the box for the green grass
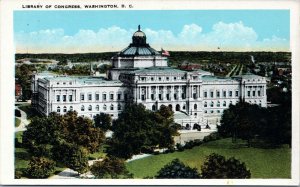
[15,118,21,127]
[88,145,108,160]
[126,138,291,179]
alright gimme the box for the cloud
[15,22,289,53]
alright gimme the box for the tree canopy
[107,104,179,159]
[90,156,133,179]
[155,158,200,179]
[201,153,251,179]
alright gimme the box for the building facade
[32,26,267,129]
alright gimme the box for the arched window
[217,101,220,107]
[88,105,92,111]
[183,104,186,110]
[110,104,114,110]
[81,105,84,111]
[210,101,214,107]
[96,105,99,111]
[152,105,156,111]
[103,104,107,111]
[63,106,67,112]
[70,106,73,111]
[176,104,180,111]
[118,104,121,110]
[204,102,207,107]
[194,104,197,110]
[223,101,226,107]
[57,106,60,113]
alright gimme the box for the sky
[14,10,290,53]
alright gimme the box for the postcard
[0,0,299,185]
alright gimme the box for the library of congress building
[31,26,267,129]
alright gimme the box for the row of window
[204,90,239,98]
[140,76,186,82]
[56,95,73,102]
[56,104,122,113]
[80,93,128,102]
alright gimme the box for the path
[15,105,30,132]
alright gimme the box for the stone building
[32,26,267,129]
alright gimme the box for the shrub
[201,153,251,179]
[15,170,22,179]
[15,109,21,117]
[155,159,200,178]
[26,157,55,178]
[176,143,184,152]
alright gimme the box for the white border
[0,0,299,185]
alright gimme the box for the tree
[26,157,55,178]
[201,153,251,179]
[107,104,178,159]
[155,159,200,179]
[90,156,133,178]
[94,113,112,131]
[65,146,89,175]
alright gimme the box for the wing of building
[31,25,267,129]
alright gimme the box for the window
[229,91,232,97]
[217,101,220,107]
[182,93,186,99]
[103,104,107,111]
[63,95,66,102]
[57,106,60,113]
[95,93,99,101]
[223,101,226,107]
[258,90,261,97]
[253,91,256,97]
[103,93,107,101]
[204,110,207,113]
[96,105,99,111]
[69,95,73,102]
[117,93,121,100]
[56,95,60,102]
[210,91,214,98]
[204,91,207,98]
[88,94,92,101]
[63,106,67,112]
[141,95,145,101]
[204,102,207,107]
[210,101,214,107]
[110,104,114,110]
[152,105,156,111]
[158,77,162,81]
[235,91,239,97]
[210,110,214,113]
[110,93,114,100]
[88,105,92,111]
[118,104,121,110]
[217,110,220,113]
[124,94,128,101]
[70,106,73,111]
[193,93,197,99]
[166,94,170,100]
[159,94,162,100]
[166,77,169,81]
[194,104,197,110]
[151,77,154,81]
[151,94,155,100]
[174,77,177,80]
[183,104,186,110]
[81,105,84,111]
[248,91,250,97]
[80,93,84,101]
[216,91,220,98]
[223,91,226,97]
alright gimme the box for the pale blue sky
[14,10,290,53]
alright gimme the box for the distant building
[15,83,22,101]
[32,26,267,129]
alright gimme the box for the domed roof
[133,25,146,37]
[117,25,160,57]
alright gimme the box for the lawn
[126,138,291,179]
[15,118,21,127]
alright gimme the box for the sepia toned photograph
[1,0,299,185]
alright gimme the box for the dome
[132,25,147,46]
